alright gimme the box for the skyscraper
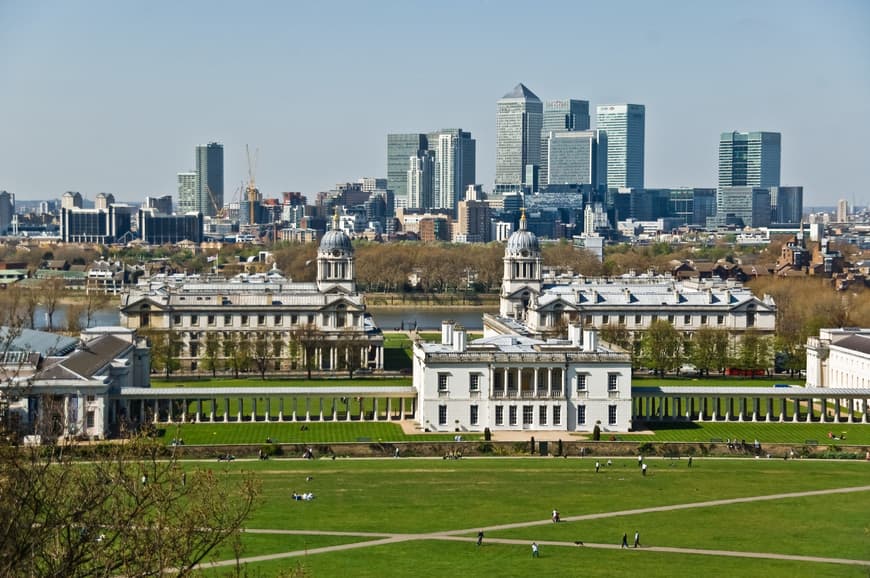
[407,151,434,209]
[429,129,475,211]
[770,186,803,224]
[177,172,197,214]
[196,142,224,217]
[496,84,542,193]
[540,99,590,186]
[546,129,606,189]
[718,131,781,189]
[596,104,645,189]
[387,133,428,205]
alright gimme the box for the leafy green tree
[641,320,681,376]
[202,332,222,377]
[252,332,273,380]
[223,332,252,378]
[291,323,324,379]
[736,329,772,378]
[691,327,730,376]
[144,330,181,378]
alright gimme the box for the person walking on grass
[634,530,640,548]
[621,533,628,548]
[532,542,539,557]
[477,530,483,546]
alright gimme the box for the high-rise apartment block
[387,133,428,205]
[429,129,475,212]
[714,187,772,228]
[0,191,14,235]
[496,84,542,193]
[407,151,435,210]
[196,142,224,217]
[718,131,781,189]
[540,99,590,186]
[837,199,850,222]
[596,104,645,189]
[177,172,197,214]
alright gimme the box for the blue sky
[1,0,868,206]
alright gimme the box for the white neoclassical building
[806,328,870,411]
[494,213,776,345]
[414,214,633,433]
[119,215,384,374]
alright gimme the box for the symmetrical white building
[806,328,870,411]
[120,215,384,374]
[414,213,633,433]
[494,214,776,345]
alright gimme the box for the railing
[550,390,563,398]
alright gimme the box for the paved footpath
[199,484,870,570]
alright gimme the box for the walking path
[198,484,870,570]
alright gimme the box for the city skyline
[1,0,868,206]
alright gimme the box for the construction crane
[245,144,260,225]
[206,185,226,218]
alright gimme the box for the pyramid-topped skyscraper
[496,83,542,194]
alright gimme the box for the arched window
[336,304,347,328]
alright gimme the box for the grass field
[621,421,870,445]
[633,376,806,387]
[193,458,870,577]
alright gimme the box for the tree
[202,332,222,377]
[224,332,252,378]
[145,331,181,378]
[252,332,274,380]
[336,330,368,378]
[291,323,324,379]
[641,320,681,376]
[82,290,110,329]
[0,434,259,577]
[41,277,65,330]
[736,329,772,377]
[691,327,730,376]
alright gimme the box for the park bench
[804,440,818,446]
[709,438,723,443]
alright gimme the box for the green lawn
[621,421,870,445]
[161,422,479,445]
[633,376,806,387]
[190,458,870,577]
[151,376,412,388]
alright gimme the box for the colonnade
[633,391,870,423]
[118,393,416,426]
[490,366,565,399]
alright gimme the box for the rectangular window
[553,406,561,425]
[602,314,609,324]
[608,374,618,391]
[224,314,232,325]
[667,315,674,323]
[258,315,265,326]
[538,405,548,425]
[85,395,95,402]
[717,315,724,325]
[190,315,198,325]
[701,315,708,325]
[576,374,587,392]
[469,374,480,392]
[585,315,593,325]
[437,373,449,392]
[470,405,478,426]
[189,343,198,357]
[523,405,533,425]
[86,411,95,429]
[208,315,215,326]
[684,315,691,325]
[635,314,642,324]
[577,405,586,425]
[438,405,447,426]
[509,405,518,426]
[608,405,618,425]
[241,315,248,325]
[495,406,504,425]
[651,315,658,322]
[173,315,181,325]
[618,315,625,325]
[274,315,282,325]
[291,315,298,325]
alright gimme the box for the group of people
[291,491,315,501]
[621,531,641,548]
[551,509,561,523]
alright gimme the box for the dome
[505,210,539,256]
[319,228,353,256]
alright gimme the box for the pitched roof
[502,83,540,101]
[0,327,79,356]
[38,335,131,380]
[832,334,870,356]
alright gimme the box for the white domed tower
[317,210,356,293]
[500,209,542,318]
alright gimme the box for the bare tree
[41,277,66,330]
[0,435,259,577]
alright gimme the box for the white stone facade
[806,328,870,411]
